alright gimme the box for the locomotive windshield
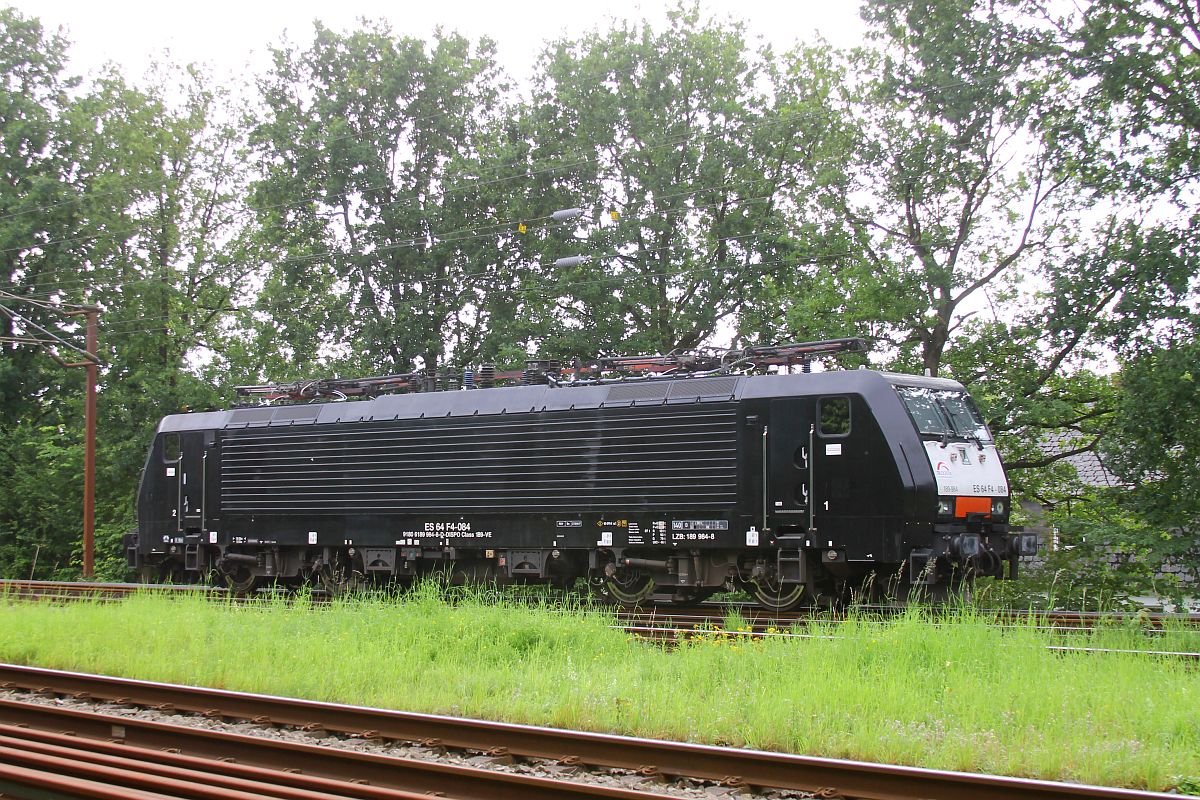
[895,386,993,445]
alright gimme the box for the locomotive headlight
[991,498,1007,516]
[937,498,953,517]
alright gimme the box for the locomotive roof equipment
[232,338,868,402]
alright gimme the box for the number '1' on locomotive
[126,339,1037,608]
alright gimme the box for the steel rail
[0,579,223,599]
[621,623,1200,660]
[680,603,1200,629]
[0,760,180,800]
[0,663,1178,800]
[5,580,1199,628]
[616,610,1200,644]
[0,718,666,800]
[0,739,323,800]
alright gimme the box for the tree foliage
[1037,0,1200,197]
[0,2,1195,597]
[524,7,831,356]
[244,22,516,376]
[0,9,249,577]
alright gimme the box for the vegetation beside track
[1,586,1197,793]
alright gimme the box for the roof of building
[1038,431,1123,488]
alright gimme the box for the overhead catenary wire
[5,185,796,299]
[42,242,900,349]
[0,301,98,363]
[16,217,852,324]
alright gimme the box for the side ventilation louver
[220,404,738,514]
[667,377,739,399]
[605,383,670,403]
[227,407,275,427]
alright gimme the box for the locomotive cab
[742,371,1032,606]
[888,377,1036,590]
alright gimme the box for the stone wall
[1017,542,1197,587]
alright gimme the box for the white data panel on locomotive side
[922,441,1008,497]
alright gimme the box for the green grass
[0,586,1197,793]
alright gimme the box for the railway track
[671,602,1200,630]
[614,606,1200,661]
[0,691,676,799]
[0,579,224,602]
[5,579,1198,629]
[0,663,1180,800]
[5,579,1194,670]
[6,578,1193,662]
[615,623,1200,661]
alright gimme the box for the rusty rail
[640,603,1200,631]
[0,663,1179,800]
[0,579,222,602]
[0,712,675,799]
[5,580,1198,629]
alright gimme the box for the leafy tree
[0,9,96,578]
[525,5,829,357]
[244,21,514,377]
[0,10,250,578]
[0,9,79,425]
[747,0,1072,378]
[1095,336,1200,591]
[1007,0,1200,595]
[1032,0,1200,198]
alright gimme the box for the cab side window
[818,397,851,436]
[162,433,181,462]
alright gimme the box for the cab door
[766,398,814,529]
[177,431,208,531]
[811,395,853,532]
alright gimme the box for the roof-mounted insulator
[522,360,560,385]
[232,339,869,404]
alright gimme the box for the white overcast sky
[16,0,868,85]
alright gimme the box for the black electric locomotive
[126,339,1037,608]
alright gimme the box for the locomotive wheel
[601,568,656,607]
[669,588,717,604]
[749,579,808,612]
[319,550,365,596]
[137,564,162,585]
[222,565,256,595]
